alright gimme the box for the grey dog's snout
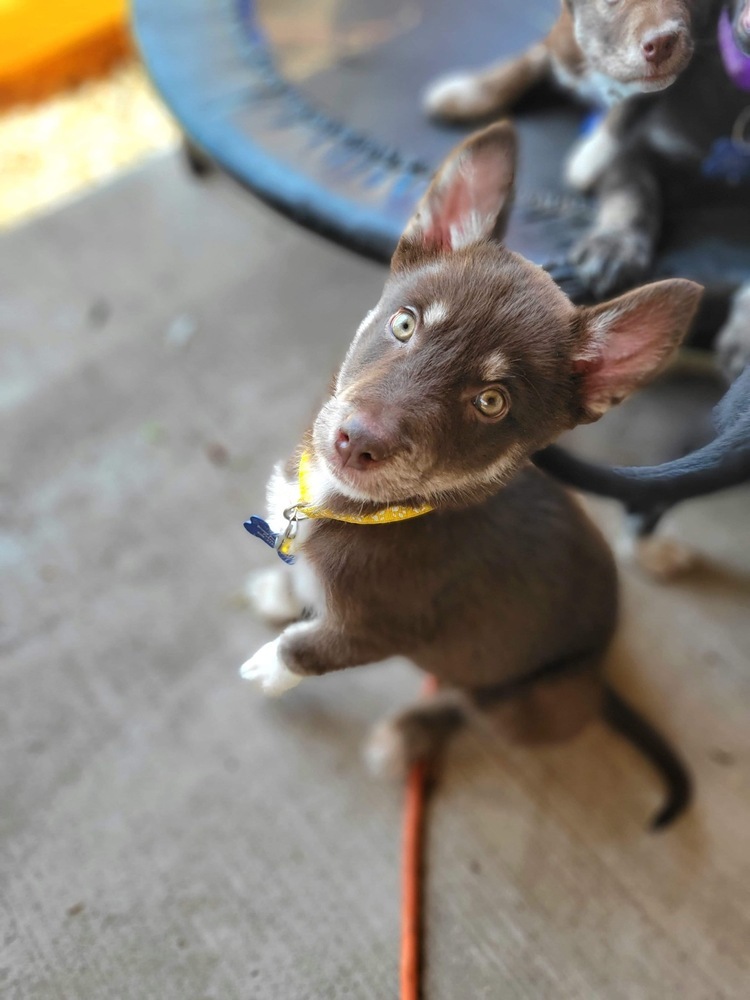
[641,29,680,66]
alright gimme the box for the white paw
[239,638,302,696]
[364,720,409,781]
[244,568,303,625]
[423,73,487,120]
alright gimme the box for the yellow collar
[295,450,433,525]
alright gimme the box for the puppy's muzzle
[334,415,395,472]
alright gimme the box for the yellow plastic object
[0,0,131,109]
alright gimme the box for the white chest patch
[263,462,326,615]
[265,463,301,535]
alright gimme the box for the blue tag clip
[244,515,296,565]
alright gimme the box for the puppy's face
[570,0,694,93]
[313,249,578,505]
[312,124,702,508]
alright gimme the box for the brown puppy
[241,123,702,827]
[423,0,695,123]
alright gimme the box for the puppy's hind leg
[472,653,605,746]
[366,652,606,780]
[469,654,691,829]
[366,689,471,780]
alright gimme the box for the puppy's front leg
[240,621,394,696]
[570,155,661,298]
[565,101,640,193]
[423,44,550,123]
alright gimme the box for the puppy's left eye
[389,309,417,342]
[473,388,509,418]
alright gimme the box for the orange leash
[400,677,438,1000]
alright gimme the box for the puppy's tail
[602,685,692,831]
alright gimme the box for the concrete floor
[2,154,750,999]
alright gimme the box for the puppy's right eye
[389,309,417,342]
[473,388,509,418]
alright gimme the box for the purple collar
[719,8,750,91]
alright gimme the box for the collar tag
[243,515,297,565]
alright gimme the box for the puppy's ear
[392,121,516,270]
[573,279,703,423]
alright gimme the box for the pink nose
[334,419,389,471]
[641,30,679,66]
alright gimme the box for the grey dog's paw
[633,537,699,582]
[570,228,653,298]
[716,285,750,382]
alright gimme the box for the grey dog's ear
[392,121,517,270]
[573,279,703,423]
